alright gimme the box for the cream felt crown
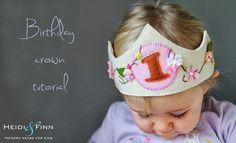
[107,23,214,96]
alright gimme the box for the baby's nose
[153,117,173,134]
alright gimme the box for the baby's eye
[170,111,187,118]
[138,114,151,119]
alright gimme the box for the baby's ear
[201,69,219,94]
[200,82,209,95]
[202,84,209,95]
[211,70,219,79]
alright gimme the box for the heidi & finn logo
[3,121,53,141]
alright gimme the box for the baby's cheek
[136,119,154,134]
[175,111,200,134]
[132,114,154,134]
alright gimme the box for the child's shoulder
[107,101,133,121]
[110,101,127,108]
[201,97,236,131]
[201,97,236,142]
[204,96,236,117]
[109,101,130,114]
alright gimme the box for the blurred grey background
[0,0,235,142]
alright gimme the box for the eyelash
[170,111,187,118]
[139,114,151,119]
[138,111,187,119]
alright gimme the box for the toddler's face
[125,85,206,139]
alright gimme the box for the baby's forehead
[125,87,201,112]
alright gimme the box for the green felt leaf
[207,41,213,51]
[117,68,125,77]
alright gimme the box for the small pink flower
[144,136,152,142]
[123,63,135,81]
[205,51,213,63]
[107,61,114,79]
[126,63,132,69]
[184,65,199,81]
[124,74,135,81]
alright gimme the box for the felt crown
[107,23,214,96]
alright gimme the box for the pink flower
[184,65,199,81]
[107,61,114,79]
[123,64,135,81]
[126,63,132,69]
[124,74,135,81]
[144,136,152,142]
[205,51,213,63]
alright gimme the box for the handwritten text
[19,16,75,44]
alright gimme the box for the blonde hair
[112,2,216,110]
[113,2,203,56]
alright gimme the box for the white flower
[166,52,183,72]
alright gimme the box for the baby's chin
[156,132,182,140]
[159,134,178,140]
[140,129,180,140]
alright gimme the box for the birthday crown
[107,23,214,96]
